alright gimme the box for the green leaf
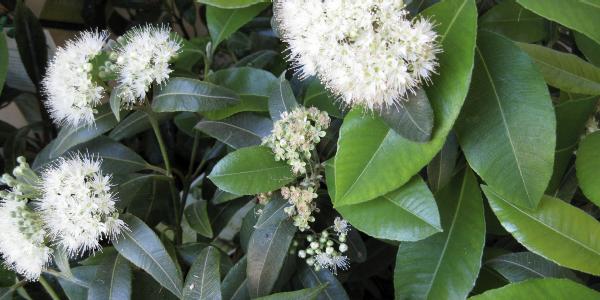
[32,105,119,170]
[427,132,459,193]
[72,136,149,174]
[333,0,477,206]
[207,3,269,49]
[109,111,175,141]
[199,0,269,9]
[204,67,278,119]
[195,112,273,149]
[152,77,240,113]
[486,252,580,283]
[268,73,298,121]
[183,246,222,300]
[88,253,132,300]
[255,285,327,300]
[518,43,600,95]
[336,176,442,241]
[14,1,47,85]
[547,96,598,192]
[247,197,297,298]
[483,186,600,275]
[516,0,600,44]
[469,278,600,300]
[0,33,7,96]
[295,264,349,300]
[455,31,555,209]
[114,214,183,298]
[379,89,434,143]
[303,80,343,119]
[56,266,97,300]
[184,200,214,238]
[574,31,600,67]
[208,146,295,195]
[394,169,485,300]
[221,257,248,300]
[234,50,279,68]
[576,132,600,206]
[480,0,546,43]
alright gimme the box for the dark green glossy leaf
[518,43,600,95]
[208,146,295,195]
[336,176,442,241]
[484,186,600,276]
[234,50,278,68]
[152,77,239,113]
[427,132,459,193]
[14,1,46,85]
[469,278,600,300]
[333,0,477,206]
[456,31,555,209]
[109,111,175,141]
[114,214,183,298]
[547,96,598,192]
[207,3,269,49]
[184,200,214,238]
[57,266,96,300]
[516,0,600,44]
[295,264,349,300]
[303,80,343,119]
[380,89,434,143]
[88,253,132,300]
[268,73,298,121]
[0,33,7,95]
[195,112,273,149]
[394,169,485,300]
[199,0,269,9]
[222,257,248,300]
[486,252,579,283]
[247,197,297,298]
[255,285,327,300]
[480,0,546,43]
[70,136,149,174]
[183,246,221,300]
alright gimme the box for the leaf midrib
[381,194,441,230]
[476,46,533,206]
[210,165,290,178]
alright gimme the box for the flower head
[263,107,330,175]
[333,217,349,236]
[281,184,319,231]
[275,0,440,110]
[113,25,181,105]
[42,31,108,127]
[38,155,124,256]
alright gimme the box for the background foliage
[0,0,600,299]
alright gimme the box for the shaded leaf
[480,0,546,43]
[183,246,222,300]
[380,89,434,142]
[268,73,298,121]
[14,1,46,85]
[222,257,248,300]
[207,3,269,49]
[114,214,183,298]
[88,253,132,300]
[255,285,327,300]
[427,132,459,193]
[576,131,600,206]
[185,200,214,238]
[469,278,600,300]
[195,112,273,149]
[295,264,349,300]
[486,252,580,283]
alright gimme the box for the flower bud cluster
[281,183,319,232]
[297,219,351,273]
[263,107,330,175]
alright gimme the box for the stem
[187,132,200,177]
[144,107,182,244]
[38,276,60,300]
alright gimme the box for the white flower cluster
[298,218,351,273]
[0,156,123,280]
[263,107,330,175]
[281,183,318,231]
[275,0,440,110]
[42,31,108,127]
[39,155,124,256]
[113,25,182,105]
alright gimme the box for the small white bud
[339,243,348,253]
